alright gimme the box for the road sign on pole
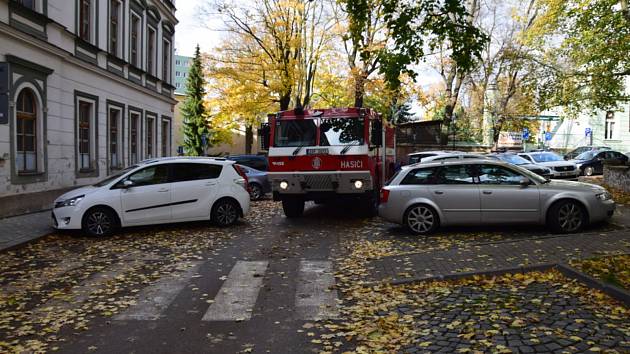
[544,132,552,141]
[585,128,592,137]
[201,133,207,146]
[522,128,529,140]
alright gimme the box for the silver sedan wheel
[406,205,435,234]
[216,202,238,226]
[86,211,111,236]
[557,203,583,232]
[584,166,594,176]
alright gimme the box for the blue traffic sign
[544,132,552,141]
[585,128,592,137]
[201,133,208,146]
[177,146,184,155]
[522,128,529,139]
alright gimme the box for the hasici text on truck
[259,108,396,217]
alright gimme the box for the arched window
[16,89,37,172]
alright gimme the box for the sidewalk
[368,230,630,283]
[0,210,53,251]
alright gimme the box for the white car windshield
[530,152,563,163]
[93,165,137,187]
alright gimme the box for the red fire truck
[259,107,396,217]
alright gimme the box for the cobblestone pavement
[369,231,630,282]
[0,211,52,251]
[393,271,630,354]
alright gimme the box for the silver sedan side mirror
[519,177,531,186]
[123,180,135,188]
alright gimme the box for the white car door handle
[482,190,492,195]
[205,182,217,186]
[434,191,444,195]
[158,188,169,192]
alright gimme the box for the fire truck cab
[259,107,395,217]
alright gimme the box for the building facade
[173,54,190,94]
[0,0,178,217]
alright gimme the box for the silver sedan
[378,159,615,235]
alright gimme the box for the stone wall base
[0,187,76,218]
[603,165,630,193]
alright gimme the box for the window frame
[78,0,95,44]
[147,25,157,76]
[75,92,99,177]
[145,113,158,159]
[128,108,142,165]
[130,11,142,68]
[15,88,38,174]
[108,0,123,57]
[107,101,125,171]
[162,37,172,83]
[161,116,171,157]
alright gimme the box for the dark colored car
[226,155,268,171]
[564,146,610,160]
[489,153,553,179]
[237,165,271,200]
[571,150,628,176]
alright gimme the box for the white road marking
[202,261,268,321]
[114,261,204,320]
[295,260,339,320]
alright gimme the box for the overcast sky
[174,2,221,57]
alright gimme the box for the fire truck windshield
[319,118,364,146]
[274,120,317,147]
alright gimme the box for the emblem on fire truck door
[312,157,322,170]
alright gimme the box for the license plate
[306,148,328,155]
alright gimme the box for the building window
[175,71,180,77]
[79,0,92,42]
[147,27,157,75]
[175,59,181,66]
[130,13,141,67]
[17,0,36,10]
[130,111,140,164]
[108,107,123,169]
[605,111,615,140]
[161,119,170,157]
[77,100,94,171]
[175,83,180,88]
[162,38,171,83]
[146,116,155,158]
[16,89,37,173]
[109,0,122,56]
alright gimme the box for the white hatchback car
[52,157,251,236]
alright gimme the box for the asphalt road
[1,198,628,354]
[46,201,368,354]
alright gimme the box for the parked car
[571,150,629,176]
[378,159,615,235]
[489,153,553,179]
[407,151,460,164]
[416,153,490,164]
[52,157,251,237]
[226,155,269,171]
[518,152,578,180]
[237,164,271,200]
[564,146,610,160]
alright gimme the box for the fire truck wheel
[403,204,440,235]
[282,197,305,218]
[363,192,379,217]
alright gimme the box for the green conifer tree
[182,45,210,156]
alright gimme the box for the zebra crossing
[113,259,339,322]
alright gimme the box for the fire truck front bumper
[268,171,374,196]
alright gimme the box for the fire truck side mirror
[258,123,270,150]
[371,120,383,147]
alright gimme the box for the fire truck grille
[304,175,333,190]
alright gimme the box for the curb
[374,262,630,307]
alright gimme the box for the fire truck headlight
[279,181,289,190]
[353,180,364,189]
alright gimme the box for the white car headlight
[58,195,85,207]
[596,192,612,201]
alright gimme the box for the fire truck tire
[282,197,305,218]
[363,192,379,217]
